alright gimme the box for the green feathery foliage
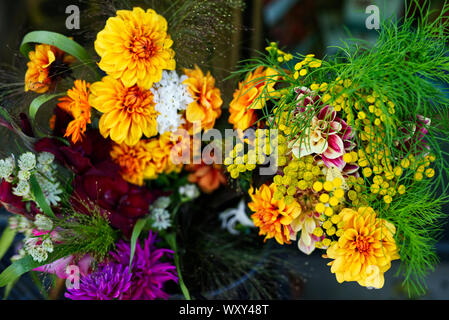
[227,0,449,296]
[51,205,119,263]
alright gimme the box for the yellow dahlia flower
[229,67,279,131]
[149,130,190,177]
[57,80,91,144]
[183,65,223,133]
[25,44,74,93]
[94,7,176,89]
[248,183,301,245]
[89,76,158,146]
[326,207,400,289]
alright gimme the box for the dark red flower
[0,180,38,219]
[35,130,159,237]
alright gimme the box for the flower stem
[165,232,191,300]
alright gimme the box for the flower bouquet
[0,1,253,300]
[224,1,449,296]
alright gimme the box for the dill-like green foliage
[51,205,119,263]
[228,0,449,296]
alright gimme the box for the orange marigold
[186,162,226,194]
[248,183,301,244]
[229,67,279,131]
[145,131,187,179]
[326,207,400,289]
[89,76,158,146]
[183,66,223,133]
[110,141,153,186]
[25,44,74,93]
[57,80,91,144]
[94,7,176,89]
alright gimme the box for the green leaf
[20,31,100,79]
[29,174,55,218]
[0,228,17,261]
[129,218,148,271]
[3,276,19,300]
[29,93,64,121]
[0,247,66,287]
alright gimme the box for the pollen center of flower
[123,87,146,113]
[355,236,370,254]
[131,37,157,59]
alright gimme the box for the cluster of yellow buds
[312,177,346,249]
[272,155,325,204]
[293,54,322,79]
[224,129,288,179]
[265,42,293,63]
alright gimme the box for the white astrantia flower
[41,238,54,253]
[219,199,255,235]
[152,208,172,230]
[34,214,53,231]
[37,152,55,166]
[179,184,200,201]
[151,70,194,134]
[18,152,36,171]
[12,180,31,198]
[0,155,15,181]
[28,246,48,263]
[17,216,32,234]
[151,196,171,210]
[8,216,19,230]
[18,169,31,181]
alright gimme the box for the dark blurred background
[0,0,449,299]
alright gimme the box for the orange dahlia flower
[229,67,279,131]
[186,162,227,194]
[248,183,301,244]
[94,7,176,89]
[25,44,74,93]
[89,76,158,146]
[183,66,223,133]
[145,131,186,179]
[326,207,400,289]
[57,80,91,144]
[110,141,153,186]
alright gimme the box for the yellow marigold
[183,65,223,133]
[25,44,74,93]
[94,7,175,89]
[57,80,91,144]
[110,141,153,186]
[248,183,301,245]
[229,67,279,131]
[326,207,400,289]
[89,76,158,146]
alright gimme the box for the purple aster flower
[109,232,178,300]
[65,263,132,300]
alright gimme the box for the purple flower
[65,263,132,300]
[109,232,178,300]
[65,232,178,300]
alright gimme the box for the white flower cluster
[179,184,200,201]
[0,152,63,209]
[150,196,172,231]
[0,155,15,182]
[8,214,55,263]
[152,208,172,231]
[151,70,194,135]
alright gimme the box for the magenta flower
[109,232,178,300]
[65,263,132,300]
[65,232,178,300]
